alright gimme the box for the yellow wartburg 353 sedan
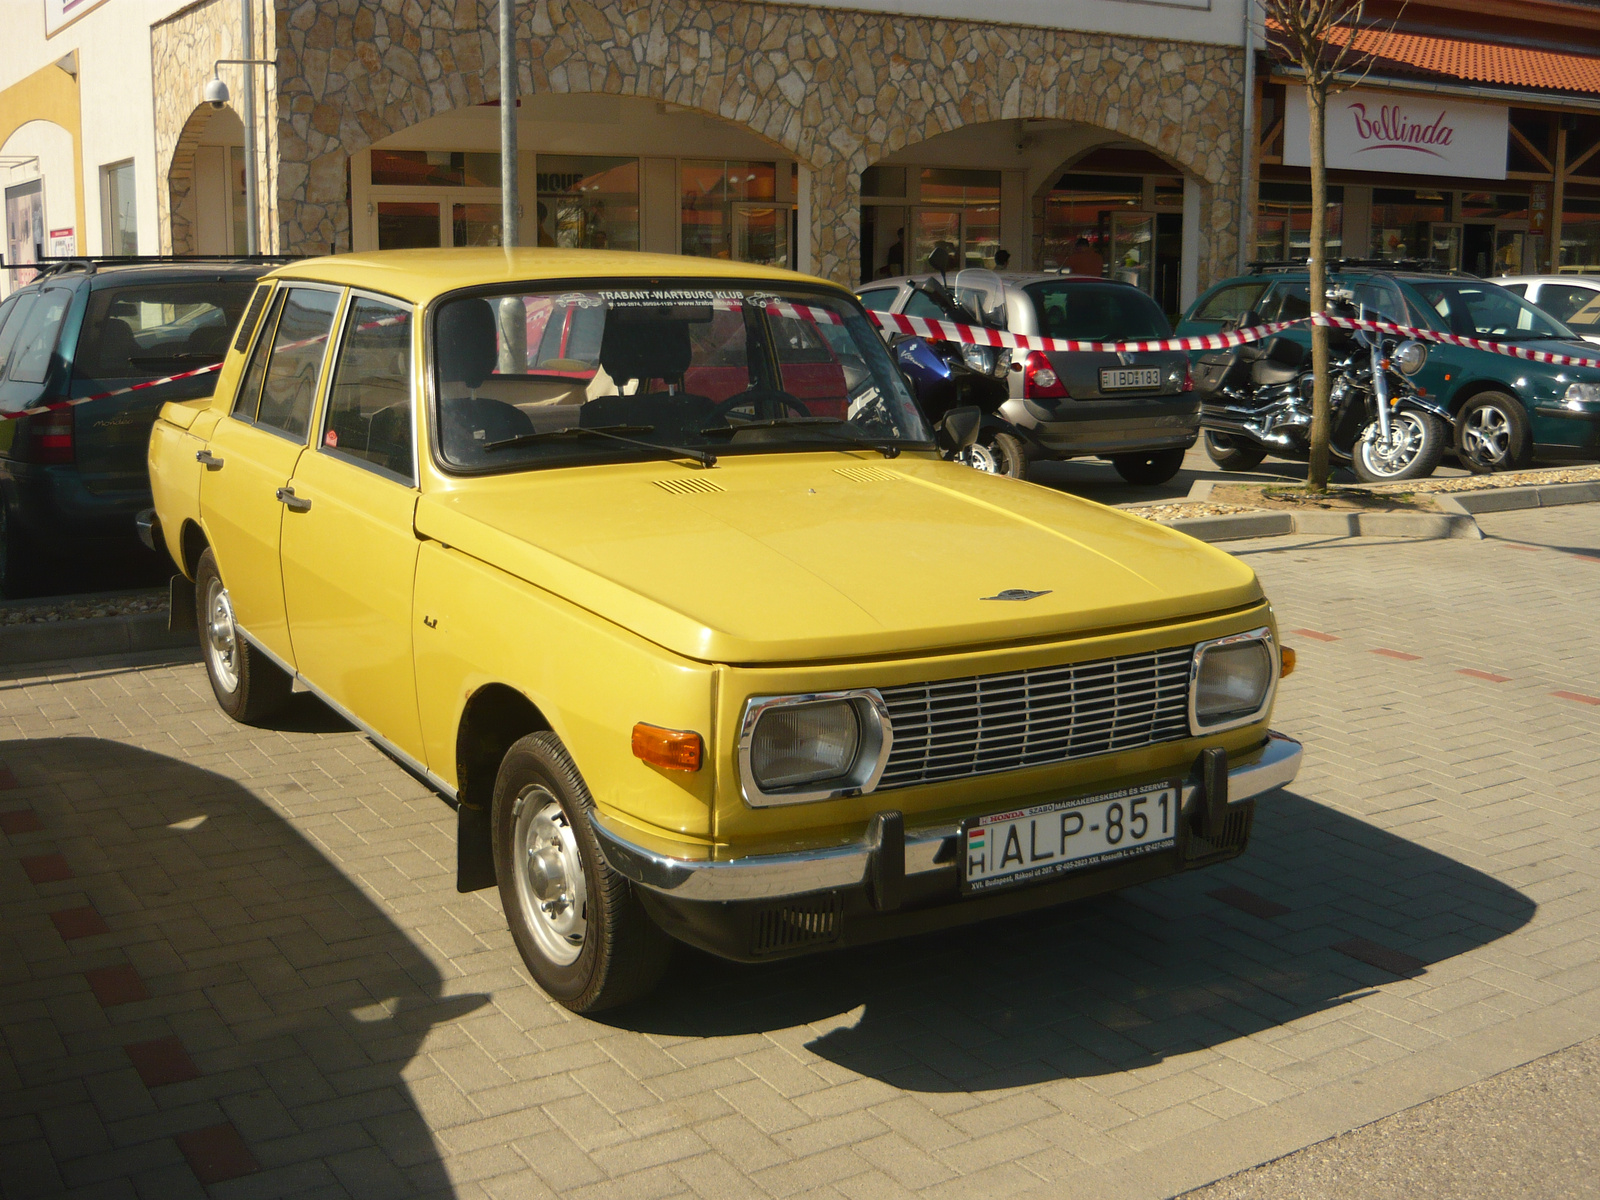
[145,248,1301,1012]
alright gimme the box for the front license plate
[961,783,1179,894]
[1100,367,1163,391]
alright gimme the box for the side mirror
[936,406,982,455]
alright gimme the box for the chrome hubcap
[511,788,587,966]
[203,576,240,693]
[1361,412,1427,477]
[1463,405,1511,465]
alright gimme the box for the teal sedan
[1177,266,1600,471]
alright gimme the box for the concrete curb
[0,611,191,668]
[1161,476,1600,542]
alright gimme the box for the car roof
[269,248,847,306]
[7,260,273,293]
[859,271,1119,291]
[1497,275,1600,284]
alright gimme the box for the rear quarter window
[6,288,73,385]
[1191,281,1269,323]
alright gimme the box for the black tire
[194,548,293,724]
[493,732,671,1013]
[1202,431,1268,472]
[1110,448,1187,486]
[1455,391,1533,474]
[0,503,42,599]
[984,430,1029,479]
[1352,410,1448,483]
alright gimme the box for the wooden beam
[1261,117,1284,155]
[1511,125,1553,174]
[1569,136,1600,178]
[1552,124,1568,272]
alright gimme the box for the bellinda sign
[1284,89,1508,180]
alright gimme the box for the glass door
[1110,212,1156,294]
[912,208,963,276]
[377,199,442,250]
[1424,222,1462,270]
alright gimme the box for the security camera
[203,77,230,109]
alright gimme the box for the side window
[321,296,415,482]
[1537,283,1600,329]
[232,289,284,420]
[1348,279,1407,324]
[8,288,73,385]
[256,288,341,441]
[0,293,34,379]
[1192,282,1268,323]
[1267,282,1312,322]
[1499,283,1528,298]
[857,288,898,313]
[903,291,945,320]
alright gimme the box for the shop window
[861,166,906,198]
[536,156,639,251]
[370,150,500,188]
[1153,178,1184,208]
[1461,194,1530,222]
[1043,174,1141,272]
[682,161,787,264]
[1560,196,1600,272]
[918,169,1000,269]
[1371,188,1446,262]
[100,161,138,256]
[378,202,440,250]
[453,203,503,248]
[1257,183,1342,262]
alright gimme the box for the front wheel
[1202,431,1268,472]
[1352,410,1447,482]
[1111,448,1187,486]
[195,548,292,723]
[493,732,670,1013]
[1455,392,1532,474]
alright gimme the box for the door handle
[196,451,224,468]
[275,486,312,513]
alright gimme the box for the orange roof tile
[1291,23,1600,96]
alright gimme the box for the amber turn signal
[1280,647,1297,679]
[632,723,703,771]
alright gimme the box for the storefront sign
[45,0,111,36]
[49,227,75,256]
[1284,89,1508,180]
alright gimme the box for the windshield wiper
[698,416,901,458]
[483,423,717,468]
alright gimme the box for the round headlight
[960,343,997,375]
[750,699,860,790]
[1194,639,1274,728]
[1393,339,1428,376]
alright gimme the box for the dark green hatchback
[0,259,270,596]
[1177,265,1600,472]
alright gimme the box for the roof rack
[1247,257,1476,277]
[2,253,303,279]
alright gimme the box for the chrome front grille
[876,646,1194,790]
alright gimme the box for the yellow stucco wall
[0,61,86,257]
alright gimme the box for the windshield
[431,283,930,470]
[1024,281,1171,341]
[1411,280,1574,341]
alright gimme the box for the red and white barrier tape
[10,303,1596,424]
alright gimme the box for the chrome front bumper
[591,732,1302,904]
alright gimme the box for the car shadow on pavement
[1,737,487,1197]
[610,790,1535,1092]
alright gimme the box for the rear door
[200,284,342,666]
[279,293,426,761]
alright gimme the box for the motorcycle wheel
[1202,431,1268,472]
[1454,392,1532,474]
[1352,411,1447,483]
[1111,448,1187,486]
[982,431,1029,479]
[952,442,1002,473]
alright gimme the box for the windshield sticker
[598,288,751,308]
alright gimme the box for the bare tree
[1256,0,1390,492]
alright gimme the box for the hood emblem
[982,588,1052,602]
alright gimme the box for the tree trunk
[1305,81,1333,494]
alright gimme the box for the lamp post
[501,0,518,250]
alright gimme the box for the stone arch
[274,0,1243,284]
[167,103,245,255]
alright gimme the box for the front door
[199,285,342,665]
[1110,212,1156,294]
[280,293,426,761]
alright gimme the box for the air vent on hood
[834,466,899,482]
[653,477,726,495]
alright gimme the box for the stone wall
[153,0,280,254]
[150,0,1244,284]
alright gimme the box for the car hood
[414,453,1264,663]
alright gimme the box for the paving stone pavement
[2,505,1599,1200]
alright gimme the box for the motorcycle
[888,267,1025,477]
[1195,292,1453,483]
